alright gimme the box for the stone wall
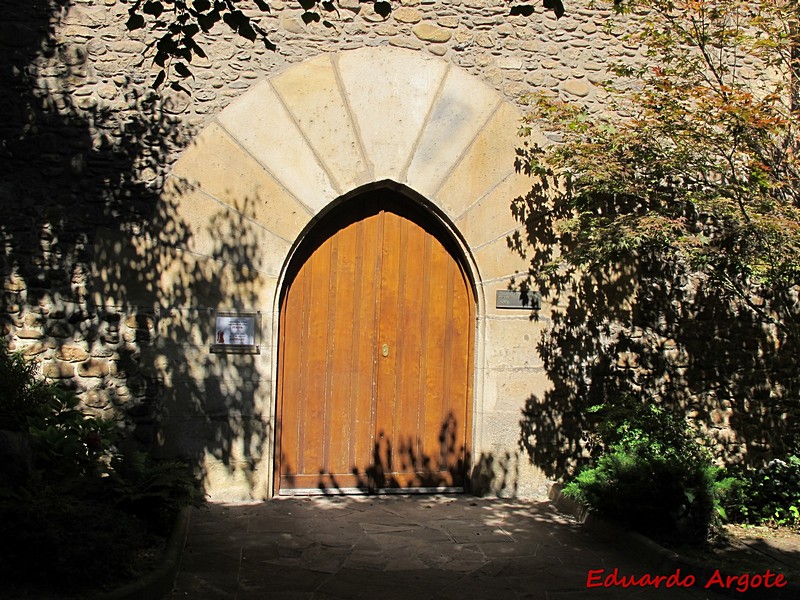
[2,0,797,500]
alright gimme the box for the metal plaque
[211,311,261,354]
[496,289,541,310]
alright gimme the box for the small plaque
[496,289,541,310]
[211,311,260,354]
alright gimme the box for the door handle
[381,343,389,357]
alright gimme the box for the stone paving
[168,495,726,600]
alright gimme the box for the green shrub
[28,385,117,482]
[107,451,204,534]
[564,400,720,541]
[0,489,150,591]
[720,456,800,529]
[0,340,116,482]
[0,342,203,594]
[0,341,52,431]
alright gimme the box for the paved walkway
[168,495,725,600]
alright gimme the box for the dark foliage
[720,454,800,529]
[0,341,51,431]
[564,399,720,541]
[122,0,568,87]
[0,490,150,591]
[0,343,201,595]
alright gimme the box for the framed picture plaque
[210,311,260,354]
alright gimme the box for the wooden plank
[394,216,426,480]
[325,223,360,473]
[440,256,457,477]
[301,237,332,477]
[274,268,299,492]
[277,259,311,488]
[422,235,449,476]
[375,209,402,480]
[462,261,476,484]
[352,205,382,477]
[415,232,433,485]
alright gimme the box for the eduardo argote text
[586,568,788,593]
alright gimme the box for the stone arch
[161,46,541,499]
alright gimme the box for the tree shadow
[0,1,272,498]
[273,411,513,497]
[309,413,477,495]
[511,167,800,481]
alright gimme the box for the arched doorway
[274,190,475,494]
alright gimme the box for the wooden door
[275,193,474,494]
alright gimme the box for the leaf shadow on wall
[0,1,270,497]
[509,166,800,482]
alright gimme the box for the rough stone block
[21,342,49,357]
[43,362,75,379]
[78,359,110,378]
[394,7,422,23]
[412,23,453,43]
[562,78,592,98]
[56,344,90,362]
[46,322,71,338]
[16,328,44,340]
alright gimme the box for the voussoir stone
[412,23,452,43]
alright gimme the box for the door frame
[269,182,485,496]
